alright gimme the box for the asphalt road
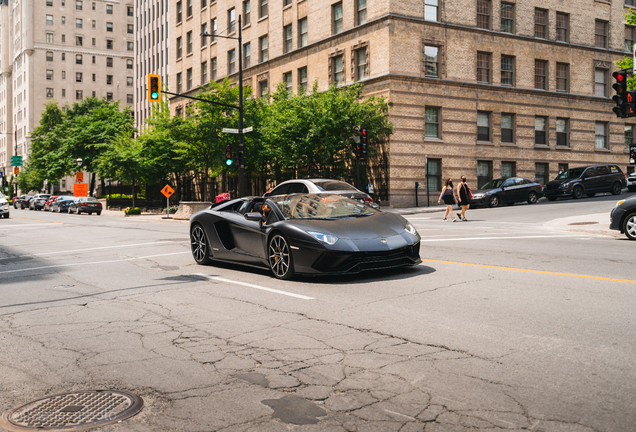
[0,193,634,432]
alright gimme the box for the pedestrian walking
[457,175,471,221]
[438,178,458,222]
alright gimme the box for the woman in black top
[457,176,470,221]
[438,178,458,222]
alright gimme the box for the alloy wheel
[190,224,211,264]
[489,195,500,208]
[528,191,538,204]
[269,234,294,280]
[612,182,622,195]
[572,186,583,200]
[625,214,636,240]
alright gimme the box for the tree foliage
[615,9,636,90]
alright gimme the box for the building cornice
[33,45,133,59]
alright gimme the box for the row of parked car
[12,194,103,215]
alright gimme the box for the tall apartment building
[134,0,169,130]
[0,0,134,184]
[170,0,634,207]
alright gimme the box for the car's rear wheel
[489,195,500,208]
[97,212,101,216]
[611,182,622,195]
[624,213,636,241]
[572,186,583,200]
[269,234,295,280]
[76,206,81,215]
[191,224,212,265]
[586,193,596,198]
[527,191,538,204]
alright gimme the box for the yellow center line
[421,259,636,284]
[9,216,63,224]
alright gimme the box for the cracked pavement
[1,199,635,431]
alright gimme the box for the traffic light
[360,128,368,158]
[630,144,636,165]
[353,142,360,158]
[627,91,636,117]
[612,71,628,118]
[148,74,161,102]
[225,144,234,166]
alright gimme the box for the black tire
[489,195,500,208]
[88,212,92,215]
[97,212,101,216]
[527,191,538,204]
[547,197,557,201]
[56,206,61,213]
[586,193,596,198]
[76,206,81,215]
[2,213,8,219]
[611,182,622,196]
[572,186,583,200]
[190,224,212,265]
[20,203,25,209]
[624,213,636,241]
[268,233,295,280]
[13,203,17,209]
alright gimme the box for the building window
[284,0,291,5]
[425,0,438,21]
[556,118,569,146]
[46,33,54,43]
[501,161,516,177]
[106,40,113,49]
[355,47,368,81]
[500,3,513,33]
[332,54,344,85]
[260,80,268,96]
[535,60,547,90]
[477,160,493,189]
[625,125,634,149]
[62,16,66,25]
[501,113,514,143]
[595,122,607,149]
[106,4,112,14]
[46,51,54,61]
[187,68,192,90]
[425,107,439,138]
[201,23,208,45]
[107,57,113,67]
[177,37,182,58]
[299,18,308,47]
[47,0,53,5]
[127,59,133,69]
[106,75,113,85]
[76,36,83,46]
[76,54,83,64]
[76,90,83,100]
[228,49,236,74]
[244,42,251,68]
[477,0,490,30]
[62,71,66,79]
[259,35,268,62]
[426,158,442,191]
[176,1,182,23]
[211,18,217,42]
[275,25,290,56]
[260,0,268,18]
[76,0,82,10]
[424,46,439,77]
[534,9,547,38]
[535,116,547,145]
[62,89,66,97]
[595,20,608,48]
[283,72,292,92]
[595,69,607,97]
[92,73,96,81]
[46,15,53,25]
[46,70,54,80]
[76,18,82,28]
[244,1,251,26]
[76,72,83,83]
[177,73,182,93]
[356,0,367,25]
[477,112,490,141]
[556,63,569,92]
[106,22,113,32]
[501,55,514,86]
[127,6,133,16]
[127,77,133,86]
[477,52,491,83]
[212,57,217,80]
[298,66,308,91]
[106,92,113,101]
[228,8,236,34]
[333,2,343,34]
[62,53,65,60]
[626,26,635,52]
[187,31,193,54]
[127,42,133,51]
[187,0,192,16]
[535,163,549,186]
[556,12,569,42]
[201,61,207,84]
[127,24,133,34]
[127,94,133,104]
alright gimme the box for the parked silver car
[263,179,378,208]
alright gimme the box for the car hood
[286,212,409,240]
[547,179,570,186]
[473,187,499,195]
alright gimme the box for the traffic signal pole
[237,15,245,198]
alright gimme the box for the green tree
[95,135,145,207]
[616,9,636,90]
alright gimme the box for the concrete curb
[543,212,621,238]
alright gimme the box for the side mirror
[244,212,263,222]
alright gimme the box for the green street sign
[10,155,22,167]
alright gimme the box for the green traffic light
[225,159,233,166]
[151,92,159,100]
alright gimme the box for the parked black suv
[544,164,626,201]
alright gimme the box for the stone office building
[169,0,634,207]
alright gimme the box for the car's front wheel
[527,191,538,204]
[489,195,500,208]
[624,213,636,241]
[191,224,212,265]
[611,182,622,196]
[269,234,295,280]
[2,213,8,219]
[572,186,583,200]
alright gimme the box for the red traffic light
[361,129,366,136]
[225,145,232,152]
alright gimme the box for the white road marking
[22,241,188,258]
[420,234,582,242]
[193,273,315,300]
[0,223,59,230]
[0,252,190,275]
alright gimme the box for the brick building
[169,0,634,207]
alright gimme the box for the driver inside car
[260,203,271,223]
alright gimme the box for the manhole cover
[568,221,599,226]
[0,390,143,431]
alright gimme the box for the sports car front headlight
[404,222,418,236]
[473,193,484,199]
[308,231,339,245]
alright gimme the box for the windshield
[312,181,358,192]
[556,167,585,180]
[272,194,376,219]
[80,197,99,202]
[38,195,51,199]
[480,179,505,189]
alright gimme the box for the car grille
[312,243,420,273]
[546,184,560,190]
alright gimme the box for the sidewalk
[380,204,446,215]
[100,209,189,223]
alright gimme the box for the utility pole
[237,14,244,197]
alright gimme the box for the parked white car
[0,192,9,218]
